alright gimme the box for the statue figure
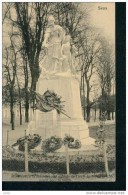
[41,15,65,74]
[71,44,79,74]
[40,15,79,79]
[61,35,72,72]
[61,35,80,73]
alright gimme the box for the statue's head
[47,15,55,26]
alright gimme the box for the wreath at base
[42,136,63,153]
[13,134,41,152]
[63,135,81,149]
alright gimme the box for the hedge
[2,159,115,174]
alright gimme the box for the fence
[3,130,115,177]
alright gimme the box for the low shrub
[2,159,115,173]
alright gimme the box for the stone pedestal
[30,75,94,145]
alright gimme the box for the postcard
[1,1,126,192]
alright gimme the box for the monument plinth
[28,15,94,146]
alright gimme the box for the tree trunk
[86,106,90,122]
[80,71,83,99]
[25,90,29,123]
[31,77,37,91]
[101,88,104,113]
[80,72,86,120]
[84,107,86,120]
[31,92,35,114]
[25,106,29,123]
[112,112,114,120]
[24,66,30,123]
[18,87,22,125]
[86,81,90,122]
[19,101,22,125]
[106,94,111,120]
[107,110,111,120]
[99,108,102,120]
[12,112,15,130]
[94,106,97,122]
[82,76,86,120]
[31,78,37,113]
[10,88,15,130]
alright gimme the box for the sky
[89,3,115,45]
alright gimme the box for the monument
[29,15,94,146]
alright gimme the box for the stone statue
[41,15,65,74]
[34,17,94,148]
[40,15,79,79]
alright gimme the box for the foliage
[2,85,18,105]
[109,95,115,112]
[42,136,63,153]
[98,94,115,113]
[13,134,42,152]
[2,145,17,159]
[2,85,27,105]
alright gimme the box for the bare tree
[78,29,102,122]
[22,51,30,122]
[3,2,52,119]
[3,38,17,130]
[13,2,51,91]
[54,3,86,38]
[15,63,22,125]
[2,3,12,24]
[96,38,115,119]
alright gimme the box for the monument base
[58,118,94,145]
[28,75,95,146]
